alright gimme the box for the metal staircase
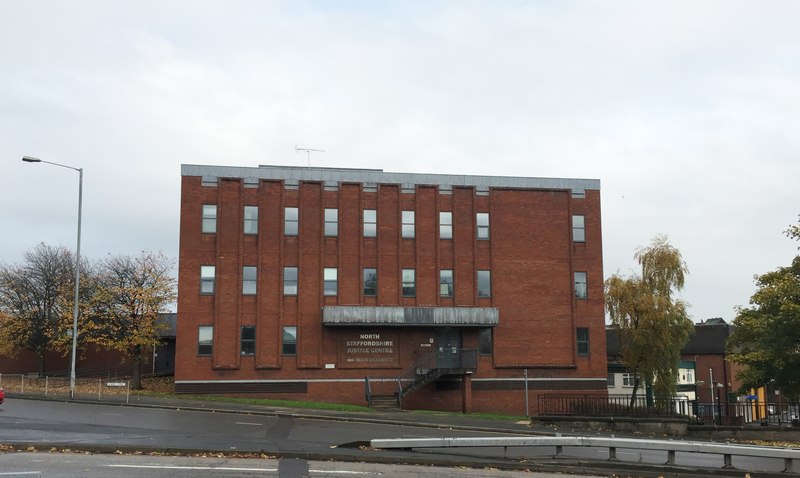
[365,349,477,410]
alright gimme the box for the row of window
[197,325,590,358]
[200,265,590,299]
[201,205,587,243]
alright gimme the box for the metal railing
[538,394,690,417]
[538,394,800,426]
[0,373,130,403]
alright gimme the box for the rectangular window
[244,206,258,235]
[607,373,616,386]
[402,269,415,297]
[200,265,215,294]
[477,270,491,298]
[323,268,338,296]
[283,266,298,295]
[622,373,636,387]
[439,211,452,239]
[202,205,217,233]
[363,268,377,297]
[577,327,590,356]
[242,266,257,295]
[282,326,297,355]
[240,326,255,356]
[476,212,490,240]
[439,269,453,297]
[572,215,585,243]
[363,209,377,237]
[198,325,213,356]
[574,271,588,300]
[324,208,338,237]
[478,328,492,355]
[285,207,299,236]
[402,210,415,238]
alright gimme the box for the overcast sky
[2,1,798,322]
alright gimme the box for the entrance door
[435,328,462,370]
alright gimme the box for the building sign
[339,331,399,368]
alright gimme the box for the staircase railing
[396,349,478,405]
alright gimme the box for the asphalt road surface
[0,398,791,476]
[0,453,607,478]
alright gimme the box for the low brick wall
[531,416,689,436]
[687,425,800,442]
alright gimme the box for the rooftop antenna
[295,145,325,168]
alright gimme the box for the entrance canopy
[322,306,499,327]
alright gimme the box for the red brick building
[175,164,607,414]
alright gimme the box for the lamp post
[22,156,83,399]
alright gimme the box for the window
[402,210,415,238]
[244,206,258,235]
[198,326,213,356]
[285,207,299,236]
[607,373,616,386]
[240,326,255,356]
[577,327,590,356]
[439,211,452,239]
[242,266,257,295]
[440,269,453,297]
[363,209,377,237]
[476,213,489,240]
[574,271,587,300]
[283,266,298,295]
[572,215,585,243]
[477,270,491,298]
[402,269,415,297]
[282,326,297,355]
[202,205,217,233]
[324,208,338,237]
[200,266,215,294]
[478,328,492,355]
[363,268,377,297]
[622,373,637,387]
[323,268,338,296]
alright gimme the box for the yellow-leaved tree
[605,235,694,408]
[87,251,176,390]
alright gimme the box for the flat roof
[181,164,600,193]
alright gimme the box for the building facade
[175,164,607,414]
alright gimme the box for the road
[0,398,791,476]
[0,453,604,478]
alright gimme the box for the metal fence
[538,394,689,417]
[538,393,800,426]
[0,373,130,403]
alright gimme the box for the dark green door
[436,328,462,370]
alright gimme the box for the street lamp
[22,156,83,399]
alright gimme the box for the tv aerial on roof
[295,145,325,168]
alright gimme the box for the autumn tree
[0,244,78,375]
[605,235,694,408]
[727,217,800,400]
[87,251,176,389]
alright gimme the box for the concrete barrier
[371,436,800,473]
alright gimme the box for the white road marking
[235,421,263,426]
[310,470,382,475]
[109,464,277,471]
[108,464,381,475]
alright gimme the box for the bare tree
[88,251,176,389]
[0,244,77,376]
